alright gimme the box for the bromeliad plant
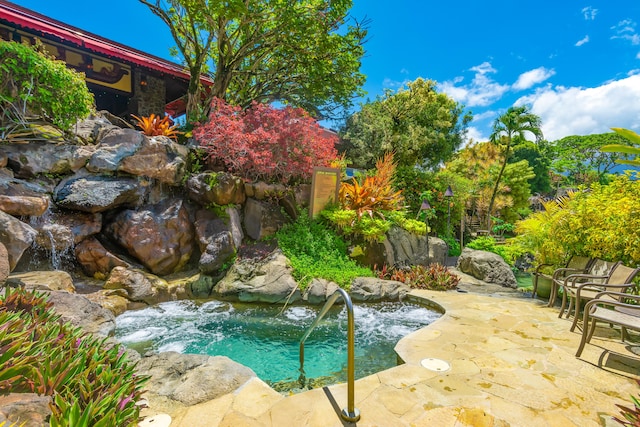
[131,113,181,140]
[339,152,404,219]
[324,152,424,242]
[0,287,148,426]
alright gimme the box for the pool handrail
[299,288,360,422]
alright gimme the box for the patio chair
[563,263,640,332]
[575,290,640,357]
[532,255,594,306]
[556,259,620,318]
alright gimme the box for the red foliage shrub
[193,98,338,183]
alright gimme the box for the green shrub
[0,287,147,426]
[513,174,640,266]
[441,235,461,256]
[0,40,93,130]
[376,263,460,291]
[275,211,374,289]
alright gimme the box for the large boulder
[353,226,447,269]
[85,128,145,173]
[30,210,102,258]
[349,277,411,302]
[5,271,76,293]
[104,266,158,304]
[457,248,517,288]
[0,195,49,217]
[0,141,93,178]
[0,393,52,427]
[187,172,246,206]
[75,236,129,277]
[54,175,147,213]
[243,198,288,240]
[0,210,37,271]
[105,198,195,275]
[303,278,340,304]
[0,175,52,197]
[213,249,301,303]
[73,112,122,144]
[118,135,189,186]
[194,209,237,274]
[103,266,188,305]
[45,291,116,337]
[136,352,256,406]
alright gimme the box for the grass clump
[275,211,373,289]
[0,287,147,426]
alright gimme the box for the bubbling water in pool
[115,299,440,390]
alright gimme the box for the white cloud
[512,67,555,91]
[611,19,640,45]
[581,6,597,20]
[439,62,510,107]
[464,126,488,145]
[575,35,590,47]
[471,110,495,122]
[515,74,640,141]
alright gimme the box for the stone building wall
[132,69,166,117]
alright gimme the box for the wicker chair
[575,291,640,357]
[532,255,594,306]
[562,263,640,332]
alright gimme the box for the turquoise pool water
[115,300,440,390]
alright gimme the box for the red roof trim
[0,0,212,85]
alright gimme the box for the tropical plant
[614,380,640,427]
[513,174,640,267]
[601,128,640,168]
[376,263,460,291]
[445,141,534,227]
[339,78,471,169]
[466,236,527,267]
[194,98,338,184]
[131,113,181,140]
[140,0,367,121]
[0,287,147,426]
[275,210,373,289]
[487,106,542,229]
[0,40,93,132]
[339,152,404,219]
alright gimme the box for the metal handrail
[299,288,360,422]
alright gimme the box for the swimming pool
[115,299,441,390]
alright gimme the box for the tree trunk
[486,142,511,231]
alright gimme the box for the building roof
[0,0,212,85]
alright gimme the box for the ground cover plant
[0,287,147,426]
[376,263,460,291]
[275,211,374,289]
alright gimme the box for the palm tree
[487,106,543,230]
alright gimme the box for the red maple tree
[194,98,338,184]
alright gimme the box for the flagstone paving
[141,279,640,427]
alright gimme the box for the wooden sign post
[309,167,341,218]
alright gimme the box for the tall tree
[550,132,637,186]
[140,0,367,121]
[487,106,542,229]
[339,78,471,169]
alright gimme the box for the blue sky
[11,0,640,143]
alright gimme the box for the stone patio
[140,275,640,427]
